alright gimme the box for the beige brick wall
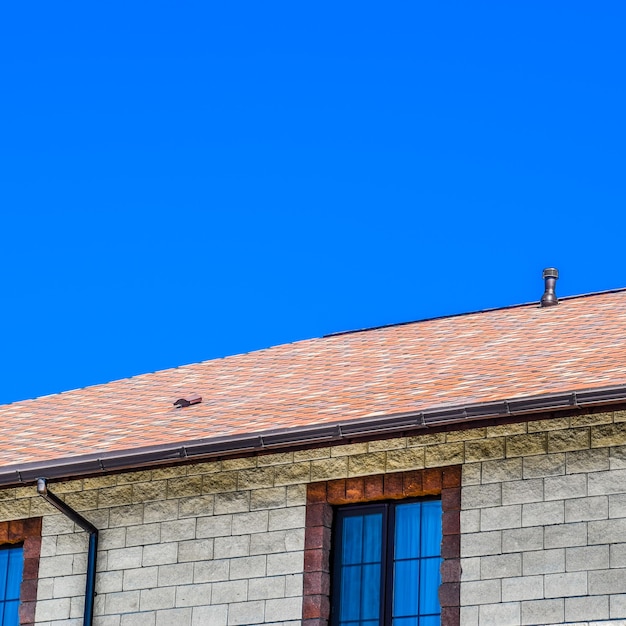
[1,409,626,625]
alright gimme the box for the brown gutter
[3,383,626,488]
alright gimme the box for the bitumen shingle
[3,289,626,468]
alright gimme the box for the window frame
[0,518,42,626]
[331,497,443,626]
[303,467,461,626]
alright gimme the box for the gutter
[3,383,626,487]
[37,478,98,626]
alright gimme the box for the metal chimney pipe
[540,268,559,307]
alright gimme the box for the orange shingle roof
[3,289,626,470]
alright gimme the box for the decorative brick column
[0,517,42,626]
[303,467,461,626]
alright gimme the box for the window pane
[335,510,383,626]
[3,600,19,626]
[0,545,23,626]
[393,618,419,626]
[394,503,421,559]
[420,501,442,558]
[363,513,382,563]
[393,559,418,617]
[0,550,7,602]
[418,558,441,616]
[342,516,364,565]
[339,565,362,622]
[361,564,381,619]
[419,616,440,626]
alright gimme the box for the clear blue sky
[1,2,625,404]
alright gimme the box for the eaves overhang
[3,383,626,488]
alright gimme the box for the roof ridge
[324,286,626,338]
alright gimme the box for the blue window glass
[332,500,442,626]
[0,545,24,626]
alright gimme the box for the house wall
[2,409,626,626]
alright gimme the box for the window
[332,499,442,626]
[0,545,24,626]
[302,467,460,626]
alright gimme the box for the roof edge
[4,383,626,488]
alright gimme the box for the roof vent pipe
[540,268,559,307]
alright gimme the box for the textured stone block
[460,578,501,605]
[347,452,387,477]
[566,448,610,474]
[143,501,178,523]
[250,487,287,511]
[564,495,608,522]
[507,433,548,457]
[231,511,269,535]
[191,604,228,626]
[385,447,425,471]
[177,538,213,563]
[589,518,626,545]
[544,474,587,500]
[548,428,590,453]
[478,601,520,626]
[160,519,196,543]
[158,562,193,586]
[544,571,588,598]
[214,492,251,514]
[155,607,192,626]
[228,600,265,625]
[480,504,521,531]
[123,566,158,591]
[237,467,276,490]
[523,454,565,478]
[167,476,203,499]
[104,590,141,614]
[269,506,306,531]
[462,483,501,510]
[589,468,626,496]
[178,495,214,519]
[522,501,564,527]
[544,522,588,549]
[464,438,505,463]
[523,548,565,575]
[424,442,465,467]
[214,534,250,559]
[521,598,564,625]
[588,569,626,595]
[462,463,482,486]
[591,423,626,448]
[460,531,502,557]
[502,527,543,553]
[140,586,176,611]
[203,472,238,494]
[565,594,609,621]
[248,576,287,600]
[228,554,267,580]
[274,463,311,486]
[481,458,522,484]
[193,559,230,583]
[502,478,543,505]
[175,582,213,607]
[501,575,543,602]
[480,553,522,579]
[264,596,303,622]
[566,545,609,571]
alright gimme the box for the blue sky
[1,2,625,404]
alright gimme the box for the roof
[3,288,626,483]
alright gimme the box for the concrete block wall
[0,409,626,625]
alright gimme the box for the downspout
[36,478,98,626]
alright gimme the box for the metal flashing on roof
[3,383,626,488]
